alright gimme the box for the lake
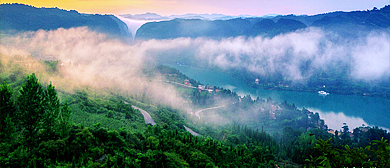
[167,63,390,131]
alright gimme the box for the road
[123,101,203,136]
[164,80,197,89]
[131,105,156,126]
[184,125,200,136]
[194,105,225,119]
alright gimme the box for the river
[167,63,390,131]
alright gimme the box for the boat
[318,90,329,95]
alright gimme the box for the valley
[1,3,389,167]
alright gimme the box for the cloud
[1,26,388,116]
[350,31,390,80]
[191,28,389,82]
[131,28,388,83]
[0,27,188,108]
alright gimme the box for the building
[184,79,190,85]
[198,85,205,90]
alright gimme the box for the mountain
[120,13,260,21]
[167,13,239,20]
[135,17,307,39]
[120,12,168,20]
[0,3,131,41]
[135,18,254,39]
[244,18,307,37]
[135,5,390,40]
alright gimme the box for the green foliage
[0,73,73,167]
[307,137,390,167]
[42,82,60,140]
[43,60,58,73]
[2,71,389,167]
[17,73,46,150]
[0,82,17,141]
[1,73,278,167]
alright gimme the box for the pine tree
[17,73,45,151]
[0,82,17,142]
[42,82,60,140]
[58,100,72,138]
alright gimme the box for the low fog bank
[135,28,389,84]
[190,28,390,81]
[0,27,187,109]
[3,27,386,85]
[1,27,388,127]
[195,28,389,82]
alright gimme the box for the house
[327,129,342,136]
[198,85,205,90]
[184,79,190,85]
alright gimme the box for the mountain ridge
[1,3,389,41]
[135,5,389,39]
[0,3,132,41]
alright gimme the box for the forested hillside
[0,3,131,41]
[136,5,389,39]
[1,56,389,167]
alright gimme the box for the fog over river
[167,63,390,131]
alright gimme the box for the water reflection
[166,63,390,130]
[308,108,389,131]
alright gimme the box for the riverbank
[165,63,390,131]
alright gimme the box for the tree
[17,73,45,150]
[42,82,60,140]
[0,82,17,141]
[58,100,72,138]
[342,124,350,140]
[307,137,390,167]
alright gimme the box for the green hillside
[0,3,131,41]
[1,54,389,167]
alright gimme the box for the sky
[1,0,389,16]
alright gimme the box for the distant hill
[0,3,131,41]
[120,13,259,21]
[135,17,308,39]
[136,5,390,40]
[136,18,255,39]
[121,12,168,20]
[1,3,388,41]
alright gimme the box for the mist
[194,28,389,82]
[137,27,389,82]
[0,27,188,109]
[1,26,388,126]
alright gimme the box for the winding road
[194,105,226,119]
[132,105,156,125]
[184,125,200,136]
[124,101,156,125]
[124,101,202,135]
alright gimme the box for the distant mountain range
[120,13,259,21]
[135,5,390,39]
[0,3,131,41]
[1,3,389,41]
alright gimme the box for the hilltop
[0,3,131,41]
[135,5,390,39]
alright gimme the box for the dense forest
[0,3,131,41]
[1,63,389,167]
